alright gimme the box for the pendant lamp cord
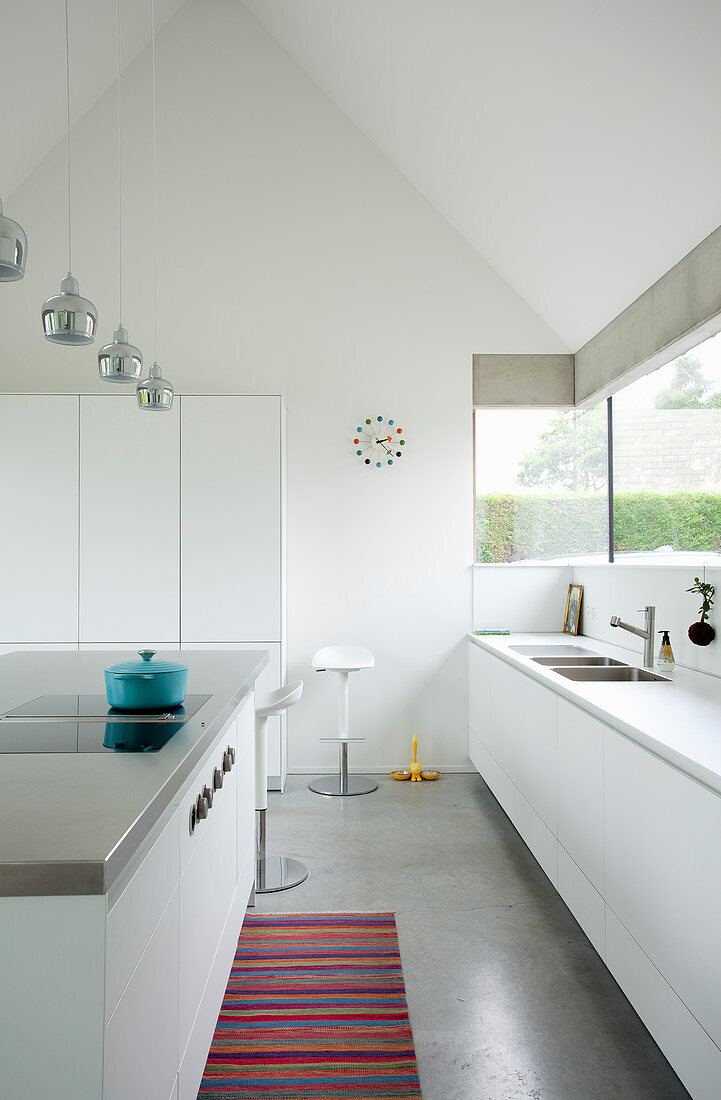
[151,0,157,361]
[116,0,123,325]
[64,0,72,274]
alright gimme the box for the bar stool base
[255,855,308,894]
[309,775,378,797]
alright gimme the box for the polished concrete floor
[253,773,690,1100]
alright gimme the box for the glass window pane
[474,405,608,563]
[612,332,721,563]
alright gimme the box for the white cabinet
[557,699,604,895]
[468,643,491,780]
[181,396,282,643]
[490,658,557,834]
[0,396,78,642]
[467,639,721,1100]
[179,722,238,1055]
[79,396,180,643]
[103,888,180,1100]
[605,729,721,1052]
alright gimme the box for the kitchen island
[0,648,268,1100]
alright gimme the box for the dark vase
[688,620,715,647]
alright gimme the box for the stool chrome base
[309,774,378,797]
[255,854,309,894]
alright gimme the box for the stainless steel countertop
[0,649,268,897]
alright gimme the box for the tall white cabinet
[0,396,79,643]
[0,393,287,789]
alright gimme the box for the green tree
[517,406,606,492]
[654,354,721,409]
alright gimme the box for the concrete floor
[253,773,690,1100]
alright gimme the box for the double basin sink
[509,644,671,683]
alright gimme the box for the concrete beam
[575,225,721,408]
[472,354,574,407]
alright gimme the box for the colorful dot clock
[354,416,406,467]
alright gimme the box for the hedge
[476,492,721,562]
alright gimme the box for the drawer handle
[222,750,232,774]
[189,803,196,836]
[227,745,236,765]
[196,794,209,821]
[213,766,224,791]
[202,783,213,810]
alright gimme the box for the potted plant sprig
[687,576,715,647]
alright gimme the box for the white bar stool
[255,680,307,893]
[309,645,378,797]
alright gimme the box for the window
[474,330,721,565]
[474,404,608,563]
[612,331,721,562]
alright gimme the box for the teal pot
[104,650,188,711]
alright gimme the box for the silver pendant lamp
[42,0,97,345]
[99,0,142,382]
[0,198,28,281]
[138,0,174,411]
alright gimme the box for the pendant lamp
[99,0,142,382]
[42,0,97,345]
[138,0,174,410]
[0,198,28,281]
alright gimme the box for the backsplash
[573,564,721,677]
[473,562,721,678]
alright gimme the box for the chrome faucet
[610,605,656,668]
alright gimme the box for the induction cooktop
[0,694,211,753]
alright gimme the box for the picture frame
[563,583,583,635]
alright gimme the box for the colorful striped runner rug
[199,911,422,1099]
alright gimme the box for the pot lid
[105,649,189,676]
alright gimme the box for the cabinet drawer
[103,888,179,1100]
[105,810,179,1021]
[179,731,238,1055]
[180,720,237,874]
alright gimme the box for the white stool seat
[312,645,374,673]
[256,680,303,718]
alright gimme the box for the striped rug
[199,911,422,1099]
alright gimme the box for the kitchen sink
[532,656,627,667]
[553,665,671,683]
[509,644,600,656]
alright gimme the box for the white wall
[472,565,572,632]
[0,0,564,770]
[574,564,721,676]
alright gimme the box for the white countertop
[0,649,268,896]
[469,631,721,797]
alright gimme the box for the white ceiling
[5,0,721,349]
[240,0,721,349]
[0,0,184,199]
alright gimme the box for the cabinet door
[490,659,557,833]
[605,729,721,1050]
[468,642,491,749]
[103,888,179,1100]
[79,396,179,643]
[181,396,281,642]
[557,699,604,893]
[0,396,78,642]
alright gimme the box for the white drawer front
[104,888,179,1100]
[105,810,180,1021]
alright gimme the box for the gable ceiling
[5,0,721,351]
[240,0,721,349]
[1,0,184,199]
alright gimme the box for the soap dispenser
[657,629,675,669]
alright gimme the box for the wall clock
[354,416,406,467]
